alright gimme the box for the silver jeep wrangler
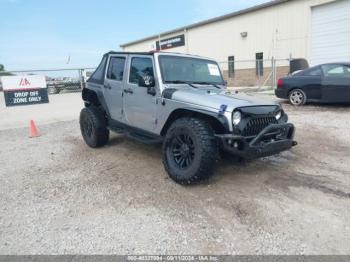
[80,51,296,184]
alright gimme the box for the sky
[0,0,270,70]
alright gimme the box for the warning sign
[1,75,49,107]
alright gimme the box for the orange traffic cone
[29,120,40,138]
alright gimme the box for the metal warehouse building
[120,0,350,87]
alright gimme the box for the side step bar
[108,124,163,145]
[127,132,163,144]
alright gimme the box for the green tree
[0,64,12,76]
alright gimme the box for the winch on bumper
[216,123,297,159]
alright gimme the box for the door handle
[104,84,112,90]
[124,88,133,94]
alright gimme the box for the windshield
[159,55,225,85]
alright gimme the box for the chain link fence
[0,68,96,94]
[1,58,292,93]
[218,58,290,90]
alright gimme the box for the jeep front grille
[242,117,278,136]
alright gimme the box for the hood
[168,87,278,112]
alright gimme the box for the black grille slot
[243,116,278,136]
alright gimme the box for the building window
[228,56,235,78]
[256,52,263,76]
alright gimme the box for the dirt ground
[0,91,83,130]
[0,92,350,255]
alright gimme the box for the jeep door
[103,55,127,120]
[123,55,158,131]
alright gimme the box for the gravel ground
[0,91,83,130]
[0,94,350,255]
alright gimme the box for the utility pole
[184,28,189,53]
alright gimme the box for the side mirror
[138,75,156,96]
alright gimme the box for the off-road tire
[80,106,109,148]
[162,117,218,185]
[289,89,306,106]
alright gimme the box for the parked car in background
[47,77,82,94]
[275,63,350,105]
[46,69,94,94]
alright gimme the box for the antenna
[158,35,161,51]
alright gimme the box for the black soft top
[104,51,155,57]
[88,51,156,85]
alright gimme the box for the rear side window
[345,65,350,74]
[322,64,350,77]
[107,57,126,81]
[129,57,154,85]
[304,67,322,76]
[89,56,107,84]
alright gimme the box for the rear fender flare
[82,88,111,117]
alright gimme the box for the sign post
[1,75,49,107]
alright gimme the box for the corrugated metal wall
[122,0,335,66]
[311,0,350,65]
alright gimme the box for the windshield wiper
[164,80,198,88]
[192,82,222,89]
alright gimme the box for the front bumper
[216,123,297,159]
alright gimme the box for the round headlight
[233,111,241,125]
[275,111,282,120]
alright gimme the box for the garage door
[311,0,350,66]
